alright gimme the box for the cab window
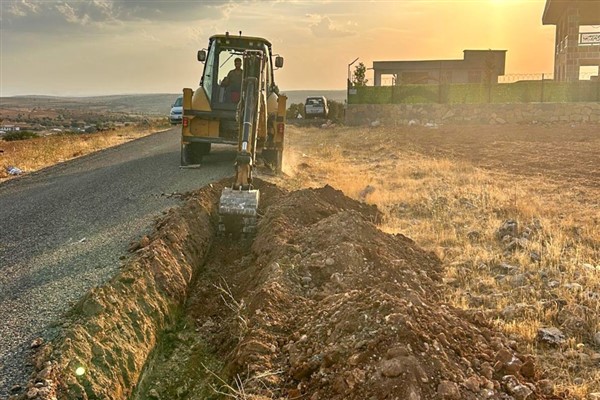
[201,42,216,102]
[216,48,243,105]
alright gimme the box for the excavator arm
[218,51,265,237]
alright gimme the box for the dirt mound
[169,180,561,399]
[20,179,562,399]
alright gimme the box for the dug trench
[21,178,563,400]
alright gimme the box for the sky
[0,0,559,96]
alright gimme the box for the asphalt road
[0,128,235,396]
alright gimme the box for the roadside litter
[179,164,202,169]
[320,120,336,129]
[7,166,22,175]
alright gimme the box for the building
[542,0,600,82]
[372,50,507,86]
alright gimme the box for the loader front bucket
[218,187,259,237]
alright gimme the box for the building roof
[373,50,507,75]
[542,0,600,25]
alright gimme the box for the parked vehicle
[169,95,183,124]
[304,96,328,119]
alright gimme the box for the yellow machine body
[180,34,286,169]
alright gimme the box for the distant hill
[1,90,347,116]
[1,94,179,116]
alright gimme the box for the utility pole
[347,57,359,103]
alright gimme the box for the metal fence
[499,72,598,83]
[379,72,597,85]
[499,73,554,83]
[349,75,600,105]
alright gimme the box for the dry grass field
[270,123,599,398]
[0,123,167,181]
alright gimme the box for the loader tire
[261,148,283,173]
[277,150,283,173]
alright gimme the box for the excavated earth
[19,178,564,400]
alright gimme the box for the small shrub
[286,103,305,119]
[327,100,345,122]
[3,131,39,141]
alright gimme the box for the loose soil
[132,180,559,400]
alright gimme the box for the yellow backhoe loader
[181,32,287,236]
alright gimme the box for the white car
[304,96,328,119]
[170,95,183,125]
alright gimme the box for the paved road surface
[0,128,234,396]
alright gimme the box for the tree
[352,62,369,87]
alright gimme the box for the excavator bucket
[219,187,259,216]
[218,187,259,236]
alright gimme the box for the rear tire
[183,142,211,164]
[197,142,211,156]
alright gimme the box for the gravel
[0,129,233,397]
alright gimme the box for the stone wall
[346,103,600,126]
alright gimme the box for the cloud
[0,0,234,33]
[308,14,355,38]
[4,0,40,16]
[108,0,233,22]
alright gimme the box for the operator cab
[197,34,283,113]
[180,33,286,167]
